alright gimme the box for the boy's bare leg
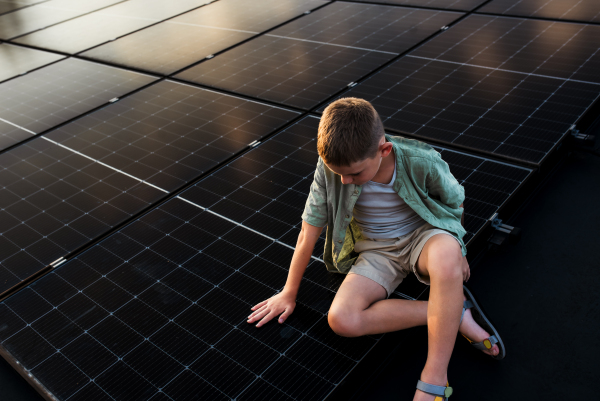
[329,234,498,401]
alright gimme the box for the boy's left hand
[462,256,470,282]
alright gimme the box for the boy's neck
[370,148,395,184]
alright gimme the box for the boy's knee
[427,237,463,281]
[328,307,362,337]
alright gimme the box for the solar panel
[0,137,165,297]
[0,0,124,40]
[0,58,156,151]
[0,43,64,83]
[43,80,299,192]
[410,15,600,84]
[0,81,297,297]
[0,115,531,400]
[81,0,328,76]
[176,2,463,110]
[352,0,486,11]
[479,0,600,23]
[12,0,212,54]
[0,0,47,16]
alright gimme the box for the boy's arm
[247,221,323,327]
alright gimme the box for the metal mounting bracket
[488,213,521,248]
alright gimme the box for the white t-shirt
[353,162,425,239]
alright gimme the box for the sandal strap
[416,380,453,399]
[459,300,474,325]
[470,335,499,351]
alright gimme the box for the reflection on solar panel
[353,0,486,11]
[0,81,297,296]
[0,43,64,83]
[176,2,462,109]
[479,0,600,23]
[81,0,327,75]
[0,137,165,296]
[410,15,600,84]
[12,0,212,54]
[326,56,600,164]
[0,116,531,400]
[43,80,299,192]
[0,0,47,16]
[0,58,156,151]
[0,0,123,39]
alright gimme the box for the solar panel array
[324,15,600,164]
[81,0,328,75]
[176,2,462,109]
[479,0,600,23]
[0,0,596,400]
[12,0,213,54]
[0,58,156,151]
[0,43,64,83]
[0,0,125,39]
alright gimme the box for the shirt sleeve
[301,157,328,228]
[427,152,465,209]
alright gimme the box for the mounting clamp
[570,125,595,147]
[487,213,521,249]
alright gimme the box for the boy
[247,98,504,400]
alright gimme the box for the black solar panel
[0,137,165,297]
[42,80,299,192]
[479,0,600,23]
[0,43,64,83]
[353,0,486,11]
[176,2,462,110]
[410,15,600,84]
[0,116,531,400]
[12,0,212,54]
[326,56,600,164]
[0,81,297,297]
[81,0,328,75]
[0,58,156,151]
[0,0,124,40]
[0,0,47,16]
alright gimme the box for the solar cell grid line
[409,14,600,84]
[0,197,377,401]
[0,0,126,40]
[346,0,487,12]
[478,0,600,24]
[0,135,166,299]
[41,80,299,193]
[175,2,463,110]
[0,58,157,152]
[11,0,214,54]
[0,43,65,83]
[80,0,329,76]
[265,2,464,54]
[0,0,48,16]
[320,56,600,164]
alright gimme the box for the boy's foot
[458,295,500,357]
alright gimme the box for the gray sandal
[460,285,506,360]
[416,380,453,400]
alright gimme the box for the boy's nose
[341,176,352,185]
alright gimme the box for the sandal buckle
[444,386,453,398]
[483,339,492,349]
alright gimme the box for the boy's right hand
[247,290,296,327]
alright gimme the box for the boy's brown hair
[317,98,384,166]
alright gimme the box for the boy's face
[324,137,393,186]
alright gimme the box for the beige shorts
[349,222,459,296]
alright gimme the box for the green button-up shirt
[301,134,467,274]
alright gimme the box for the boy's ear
[380,141,393,157]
